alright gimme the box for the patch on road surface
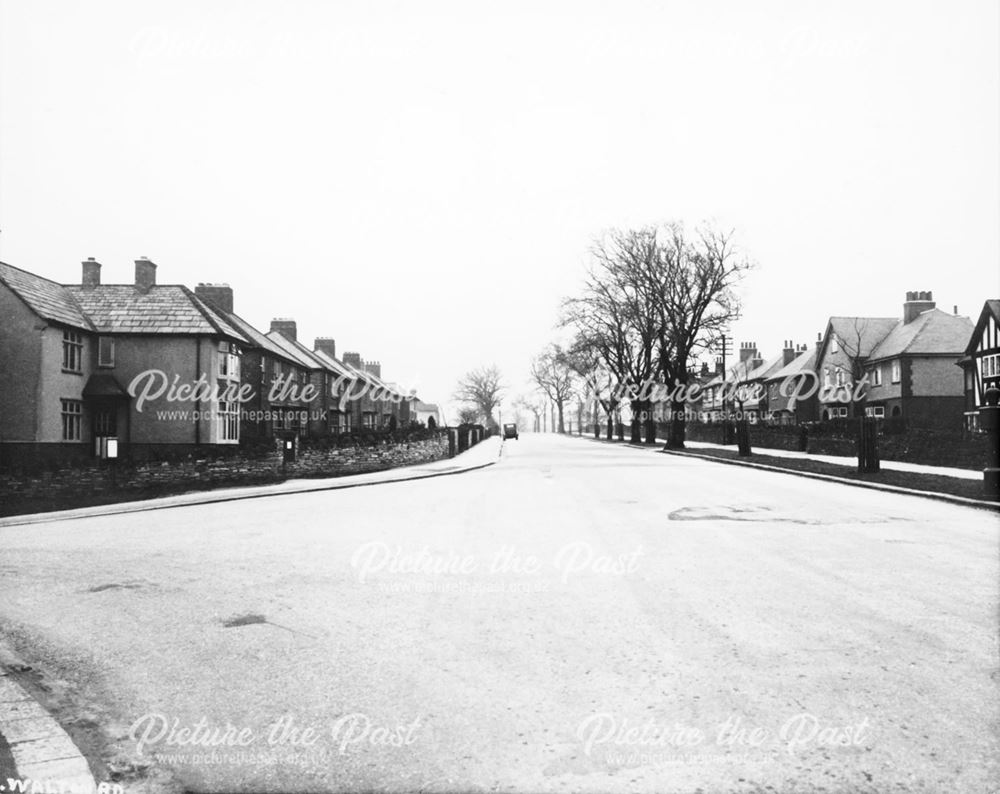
[87,582,147,593]
[668,505,817,524]
[222,613,267,628]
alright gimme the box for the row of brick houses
[0,257,426,465]
[687,291,999,431]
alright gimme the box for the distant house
[192,286,313,444]
[700,342,780,422]
[957,299,1000,431]
[815,291,973,427]
[411,399,443,428]
[0,258,248,465]
[764,341,818,424]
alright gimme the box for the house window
[836,407,848,418]
[831,333,838,354]
[94,406,116,435]
[983,353,1000,378]
[362,412,376,429]
[62,331,83,372]
[218,342,240,380]
[61,399,82,441]
[865,406,885,419]
[97,337,115,368]
[218,401,239,442]
[871,366,882,386]
[891,361,901,383]
[835,368,845,386]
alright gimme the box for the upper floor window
[823,367,831,387]
[62,330,83,372]
[891,361,901,383]
[835,368,846,386]
[218,341,241,380]
[984,353,1000,378]
[61,399,82,440]
[830,333,838,354]
[871,366,882,386]
[98,336,115,368]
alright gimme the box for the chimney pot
[953,305,958,315]
[81,258,102,288]
[134,257,157,292]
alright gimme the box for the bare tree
[530,344,576,434]
[453,365,504,429]
[457,406,481,425]
[642,223,753,448]
[561,228,661,442]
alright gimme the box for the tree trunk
[557,400,565,434]
[629,400,641,443]
[667,397,687,448]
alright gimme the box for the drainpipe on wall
[195,339,202,445]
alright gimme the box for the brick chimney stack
[270,318,297,341]
[364,360,382,379]
[739,341,758,363]
[342,352,363,369]
[714,356,724,376]
[195,283,234,314]
[782,340,797,366]
[81,257,101,288]
[134,257,157,292]
[903,290,935,324]
[314,338,337,359]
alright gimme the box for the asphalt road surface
[0,434,997,793]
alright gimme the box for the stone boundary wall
[0,434,453,516]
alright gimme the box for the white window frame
[871,366,882,386]
[831,333,838,354]
[218,400,240,442]
[891,360,901,383]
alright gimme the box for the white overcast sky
[1,0,998,422]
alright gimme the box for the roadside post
[981,385,1000,500]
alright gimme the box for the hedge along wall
[677,421,990,471]
[0,433,451,516]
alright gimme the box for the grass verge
[663,446,997,505]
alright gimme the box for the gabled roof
[64,284,247,340]
[766,347,817,382]
[962,299,1000,357]
[824,316,898,360]
[868,308,973,361]
[0,261,93,331]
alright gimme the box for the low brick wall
[0,433,451,516]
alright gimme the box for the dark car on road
[503,423,519,440]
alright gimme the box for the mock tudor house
[957,299,1000,431]
[815,292,973,427]
[0,258,249,465]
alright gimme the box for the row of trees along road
[559,222,753,448]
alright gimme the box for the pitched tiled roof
[0,261,93,330]
[868,309,973,361]
[211,309,300,365]
[265,331,330,370]
[827,317,898,358]
[311,348,357,379]
[64,284,247,340]
[742,353,786,382]
[766,348,817,381]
